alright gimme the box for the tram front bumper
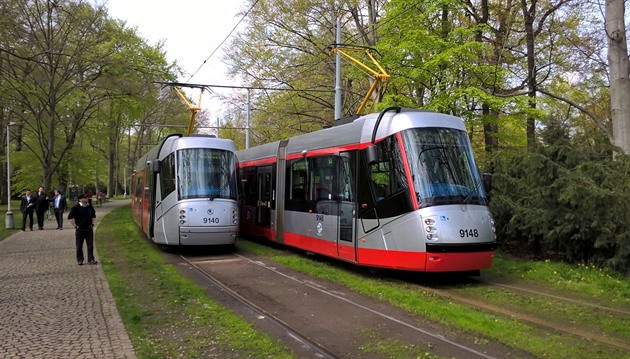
[179,226,238,245]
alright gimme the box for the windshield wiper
[461,177,483,205]
[209,172,235,201]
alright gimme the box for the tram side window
[311,156,335,202]
[160,154,176,198]
[285,159,310,212]
[135,174,143,198]
[369,136,407,202]
[240,167,257,207]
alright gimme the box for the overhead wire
[179,2,410,96]
[186,0,260,83]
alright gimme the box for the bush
[489,124,630,274]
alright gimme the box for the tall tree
[520,0,575,150]
[95,16,180,197]
[605,0,630,155]
[0,0,114,190]
[224,0,387,146]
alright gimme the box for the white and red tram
[237,107,497,272]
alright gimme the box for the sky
[104,0,248,115]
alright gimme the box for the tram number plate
[459,229,479,238]
[203,217,220,224]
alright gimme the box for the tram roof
[284,109,465,155]
[238,109,466,161]
[160,135,236,155]
[136,134,237,170]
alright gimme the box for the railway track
[176,251,524,359]
[168,244,629,358]
[180,255,340,359]
[401,277,630,352]
[481,278,630,317]
[364,266,630,355]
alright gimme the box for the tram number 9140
[203,217,220,224]
[459,229,479,238]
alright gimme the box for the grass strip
[237,239,629,359]
[96,206,294,359]
[489,253,630,305]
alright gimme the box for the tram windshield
[177,148,237,200]
[402,127,488,208]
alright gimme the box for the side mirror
[152,160,161,174]
[365,145,378,166]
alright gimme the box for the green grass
[489,252,630,306]
[450,283,630,341]
[96,206,294,359]
[237,240,630,359]
[359,327,440,358]
[0,200,30,239]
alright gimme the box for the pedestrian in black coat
[68,194,97,265]
[35,186,48,230]
[20,189,36,231]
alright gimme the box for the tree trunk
[522,0,538,151]
[606,0,630,155]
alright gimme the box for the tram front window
[177,148,237,200]
[402,127,488,208]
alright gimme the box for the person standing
[35,186,48,230]
[20,189,36,231]
[68,194,97,265]
[52,188,67,230]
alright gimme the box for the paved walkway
[0,199,136,359]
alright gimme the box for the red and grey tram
[238,107,496,272]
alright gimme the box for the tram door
[337,151,357,262]
[256,165,272,227]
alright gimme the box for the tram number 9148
[459,229,479,238]
[203,217,220,224]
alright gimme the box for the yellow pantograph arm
[172,87,203,135]
[332,47,390,114]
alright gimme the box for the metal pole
[334,18,342,121]
[6,121,15,229]
[246,88,251,149]
[123,166,127,199]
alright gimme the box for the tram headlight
[178,209,187,225]
[423,218,439,241]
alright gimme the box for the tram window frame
[368,136,408,202]
[240,167,258,207]
[134,173,144,199]
[311,156,335,202]
[285,155,339,213]
[285,159,311,212]
[159,153,176,198]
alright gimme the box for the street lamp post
[123,166,127,198]
[6,121,16,229]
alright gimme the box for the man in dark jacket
[68,194,97,265]
[20,189,36,231]
[35,186,48,230]
[52,188,68,229]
